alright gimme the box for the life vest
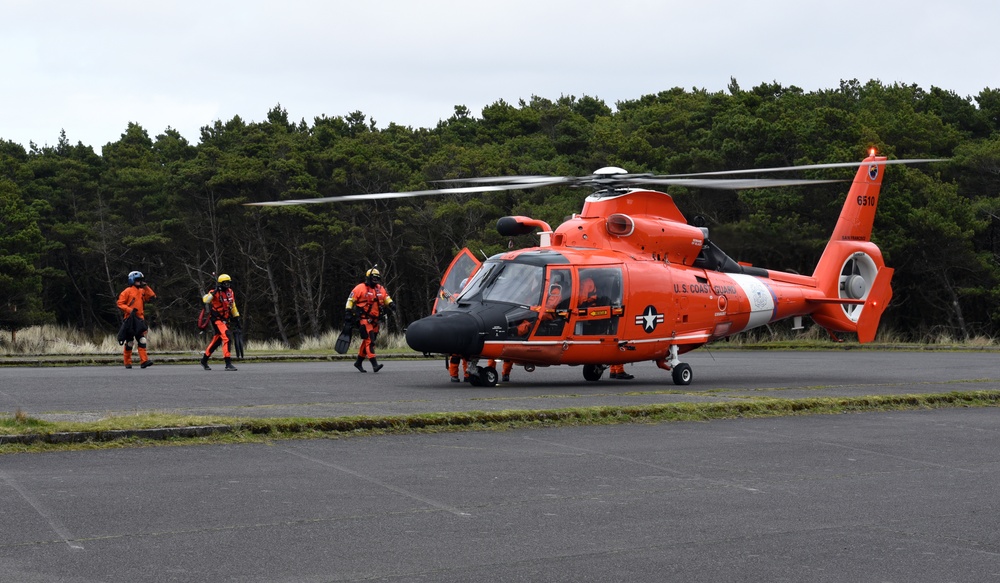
[206,287,239,320]
[348,283,391,319]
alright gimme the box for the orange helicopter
[250,150,942,386]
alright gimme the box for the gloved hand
[131,308,138,317]
[231,316,241,330]
[344,309,354,324]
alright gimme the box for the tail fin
[829,155,885,242]
[810,154,894,341]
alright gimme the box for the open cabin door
[432,248,482,314]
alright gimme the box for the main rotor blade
[438,175,843,190]
[623,178,845,190]
[433,175,555,185]
[245,158,947,206]
[661,158,948,178]
[245,178,571,206]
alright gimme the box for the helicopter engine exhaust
[497,216,554,246]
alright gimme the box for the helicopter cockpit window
[482,263,545,306]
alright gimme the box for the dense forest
[2,79,1000,345]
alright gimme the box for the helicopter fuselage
[407,245,836,368]
[407,155,896,385]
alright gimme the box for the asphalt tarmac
[2,349,999,422]
[2,350,1000,581]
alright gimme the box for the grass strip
[3,390,999,453]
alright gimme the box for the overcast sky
[3,0,997,153]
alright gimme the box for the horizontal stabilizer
[806,298,865,305]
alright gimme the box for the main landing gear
[583,364,607,382]
[657,345,693,386]
[671,363,693,385]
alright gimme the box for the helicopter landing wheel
[583,364,606,382]
[481,366,499,387]
[671,363,692,385]
[471,366,498,388]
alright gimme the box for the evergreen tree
[0,178,50,339]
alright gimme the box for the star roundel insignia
[634,305,664,333]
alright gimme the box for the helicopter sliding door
[573,267,623,336]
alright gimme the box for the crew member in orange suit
[515,281,563,336]
[346,267,395,373]
[542,282,562,319]
[200,273,241,371]
[609,364,634,380]
[446,279,471,382]
[449,355,469,382]
[116,270,156,369]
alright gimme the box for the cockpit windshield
[457,260,545,307]
[485,263,544,306]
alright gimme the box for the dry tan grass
[2,323,991,357]
[0,324,410,355]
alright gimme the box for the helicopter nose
[406,311,484,355]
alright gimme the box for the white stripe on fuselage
[728,273,775,331]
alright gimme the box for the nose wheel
[469,365,499,387]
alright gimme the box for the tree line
[2,78,1000,344]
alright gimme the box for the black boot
[225,357,238,371]
[200,354,211,371]
[369,358,383,373]
[354,357,366,373]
